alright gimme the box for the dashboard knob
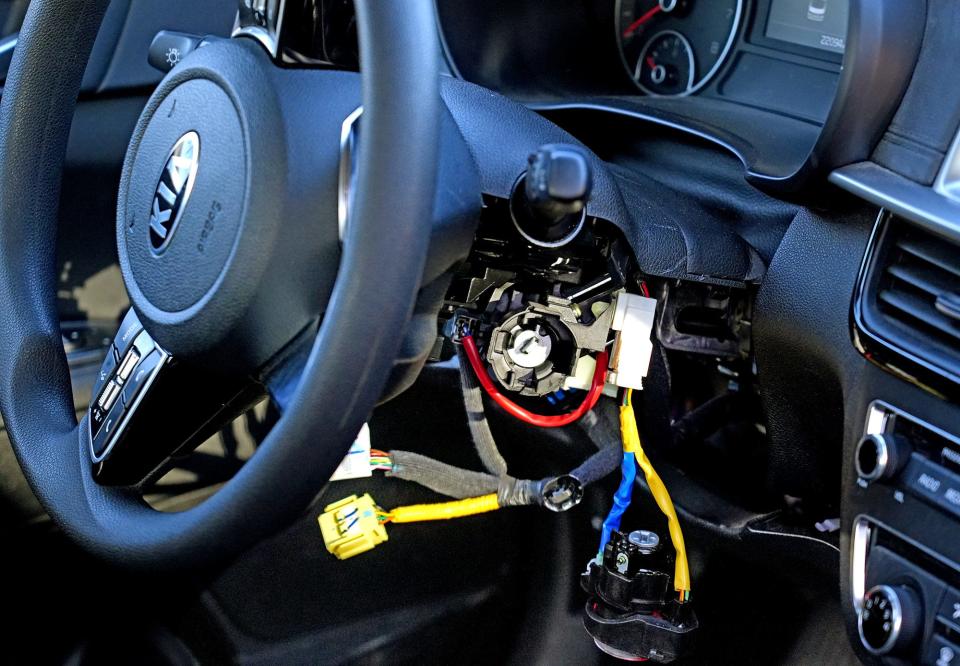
[510,144,591,247]
[855,433,910,483]
[858,584,922,656]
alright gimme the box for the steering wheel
[0,0,441,570]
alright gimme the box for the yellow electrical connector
[319,492,502,560]
[318,493,388,560]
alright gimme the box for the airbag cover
[122,78,246,312]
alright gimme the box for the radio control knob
[858,584,922,656]
[855,433,909,483]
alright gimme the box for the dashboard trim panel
[527,100,749,171]
[831,163,960,245]
[934,123,960,204]
[850,516,872,611]
[438,0,925,193]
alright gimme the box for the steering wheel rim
[0,0,440,570]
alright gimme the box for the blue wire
[597,452,637,561]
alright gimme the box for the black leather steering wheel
[0,0,440,570]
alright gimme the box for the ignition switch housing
[581,530,698,662]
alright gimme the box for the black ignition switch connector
[581,530,698,663]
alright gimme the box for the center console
[844,211,960,665]
[850,402,960,663]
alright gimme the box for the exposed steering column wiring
[617,388,691,600]
[461,332,608,428]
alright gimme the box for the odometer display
[616,0,743,96]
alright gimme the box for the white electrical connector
[607,292,657,390]
[563,354,596,391]
[329,423,372,481]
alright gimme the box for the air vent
[859,215,960,385]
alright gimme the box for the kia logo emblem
[149,131,200,254]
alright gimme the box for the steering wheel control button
[91,346,119,406]
[90,406,107,435]
[114,309,143,360]
[92,398,126,457]
[97,380,122,413]
[120,350,163,408]
[855,433,909,483]
[116,348,141,383]
[130,329,157,359]
[858,584,922,656]
[87,312,164,458]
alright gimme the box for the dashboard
[186,1,960,663]
[438,0,845,107]
[1,0,955,662]
[267,0,910,191]
[434,0,919,192]
[434,2,960,662]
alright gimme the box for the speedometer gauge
[616,0,743,96]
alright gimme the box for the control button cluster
[939,587,960,631]
[924,634,960,666]
[120,350,163,407]
[903,455,960,520]
[88,311,167,459]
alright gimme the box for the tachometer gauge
[636,31,694,96]
[617,0,743,96]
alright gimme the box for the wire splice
[620,389,691,596]
[597,452,637,559]
[461,333,608,428]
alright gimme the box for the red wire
[461,334,609,428]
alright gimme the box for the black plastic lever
[148,30,220,73]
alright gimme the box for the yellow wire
[384,494,500,523]
[621,389,691,595]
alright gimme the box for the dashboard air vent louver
[859,215,960,385]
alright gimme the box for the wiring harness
[317,287,696,661]
[461,332,609,428]
[609,389,690,600]
[578,394,697,662]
